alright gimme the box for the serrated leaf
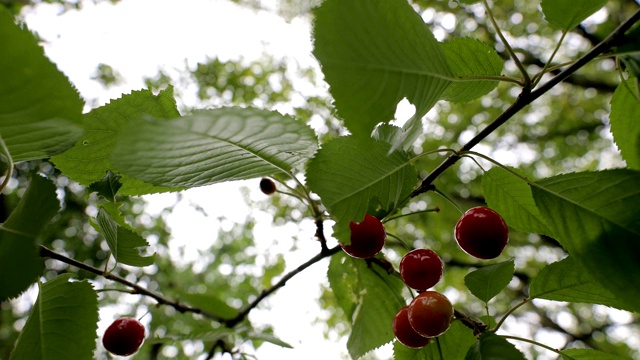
[306,136,417,244]
[10,274,98,360]
[0,175,58,301]
[328,252,360,320]
[532,170,640,311]
[530,256,640,313]
[393,321,477,360]
[616,26,640,78]
[0,8,83,162]
[561,348,630,360]
[465,332,526,360]
[313,0,452,139]
[347,258,406,360]
[440,38,503,103]
[95,207,155,267]
[464,259,515,303]
[89,170,122,200]
[540,0,608,30]
[609,79,640,169]
[112,107,317,190]
[482,167,550,235]
[51,87,182,195]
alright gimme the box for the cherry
[259,178,276,195]
[341,214,386,259]
[407,291,454,338]
[454,206,509,260]
[399,248,443,291]
[102,317,145,356]
[393,305,431,348]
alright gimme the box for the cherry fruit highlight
[399,248,443,291]
[454,206,509,260]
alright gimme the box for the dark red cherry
[454,206,509,260]
[399,248,443,291]
[341,214,386,259]
[393,305,431,348]
[407,291,454,338]
[102,317,145,356]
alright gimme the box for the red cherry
[341,214,386,259]
[102,317,145,356]
[399,248,443,291]
[454,206,509,260]
[259,178,276,195]
[407,291,454,338]
[393,305,431,348]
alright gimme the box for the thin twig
[39,244,228,322]
[411,8,640,197]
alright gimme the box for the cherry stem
[492,297,530,332]
[383,207,440,223]
[410,7,640,198]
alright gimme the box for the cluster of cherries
[342,207,509,349]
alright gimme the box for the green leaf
[482,167,550,235]
[313,0,452,139]
[530,256,640,313]
[244,330,293,349]
[95,207,155,267]
[440,38,503,103]
[112,107,317,190]
[464,259,515,303]
[327,252,359,320]
[394,321,477,360]
[0,8,83,162]
[306,136,417,243]
[89,170,122,200]
[347,258,406,359]
[465,332,526,360]
[10,274,98,360]
[616,26,640,78]
[609,79,640,169]
[540,0,608,30]
[180,292,238,320]
[532,169,640,311]
[0,175,58,301]
[560,348,630,360]
[51,87,182,195]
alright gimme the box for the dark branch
[39,244,229,322]
[411,8,640,197]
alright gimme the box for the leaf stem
[383,207,440,222]
[500,334,568,358]
[531,30,568,87]
[483,0,532,87]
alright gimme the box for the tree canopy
[1,0,640,359]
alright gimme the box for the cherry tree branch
[411,7,640,197]
[38,244,229,322]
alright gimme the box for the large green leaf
[51,87,182,195]
[112,107,317,189]
[10,274,98,360]
[482,167,550,235]
[95,207,155,267]
[609,79,640,170]
[306,136,417,243]
[464,259,515,304]
[393,321,477,360]
[440,38,503,103]
[540,0,608,30]
[348,257,406,359]
[465,332,526,360]
[560,348,630,360]
[313,0,452,145]
[532,170,640,309]
[0,175,58,301]
[530,256,640,313]
[327,252,360,321]
[0,8,83,162]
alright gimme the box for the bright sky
[22,1,367,359]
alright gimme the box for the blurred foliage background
[1,0,639,359]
